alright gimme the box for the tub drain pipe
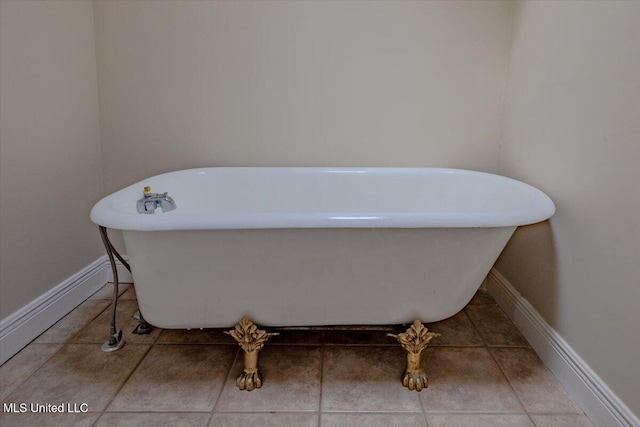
[98,226,125,352]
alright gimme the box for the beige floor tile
[0,343,62,400]
[530,414,593,427]
[90,282,131,300]
[0,279,596,427]
[467,288,498,305]
[322,413,427,427]
[95,412,211,427]
[465,305,529,347]
[419,347,523,412]
[118,285,137,300]
[4,344,149,412]
[492,348,582,414]
[0,413,99,427]
[108,344,236,412]
[323,329,400,346]
[217,346,322,412]
[157,328,236,344]
[35,300,111,344]
[321,346,422,413]
[210,413,318,427]
[72,299,161,345]
[425,311,484,346]
[427,414,534,427]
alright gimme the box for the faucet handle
[143,186,151,196]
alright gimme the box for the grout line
[418,410,532,415]
[526,410,594,416]
[294,327,403,335]
[92,290,154,426]
[90,289,128,427]
[317,330,326,427]
[94,411,212,414]
[487,344,532,349]
[414,327,431,427]
[462,307,489,348]
[1,296,116,400]
[86,394,110,424]
[323,343,397,347]
[153,342,235,346]
[213,410,321,414]
[67,290,124,345]
[210,346,240,416]
[427,344,484,347]
[96,342,154,420]
[486,346,530,416]
[0,342,65,400]
[417,371,430,427]
[38,299,113,346]
[316,411,430,416]
[464,304,532,416]
[463,303,532,349]
[210,410,432,415]
[318,338,326,418]
[212,410,322,414]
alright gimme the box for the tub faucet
[136,186,177,214]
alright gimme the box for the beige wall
[496,0,640,414]
[93,0,513,194]
[0,1,104,318]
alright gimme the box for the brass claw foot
[236,355,262,391]
[388,320,439,392]
[225,316,278,391]
[402,365,429,392]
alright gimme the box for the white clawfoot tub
[90,167,554,328]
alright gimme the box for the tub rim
[90,167,556,231]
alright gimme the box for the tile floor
[0,283,594,427]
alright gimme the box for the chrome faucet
[136,186,177,214]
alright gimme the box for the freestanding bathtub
[90,167,555,329]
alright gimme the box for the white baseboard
[487,268,639,427]
[0,255,132,365]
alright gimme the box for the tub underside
[123,227,515,328]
